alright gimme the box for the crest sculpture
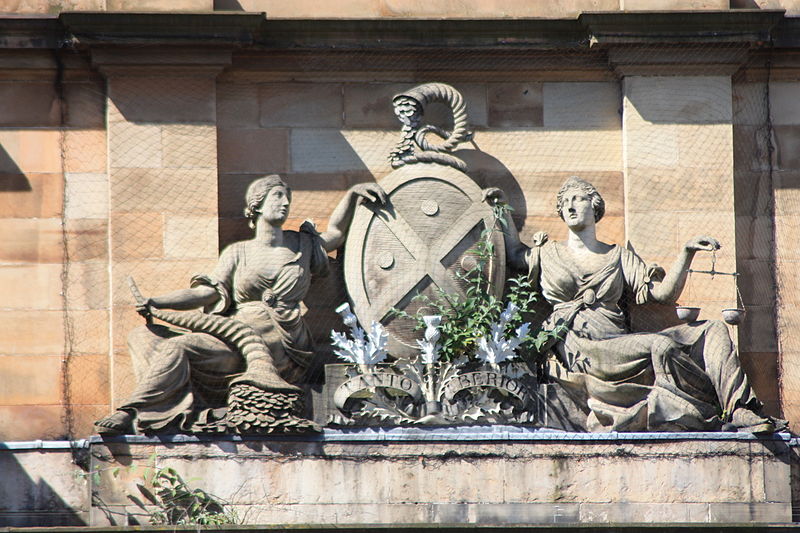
[334,83,544,425]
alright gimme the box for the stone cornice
[61,12,264,47]
[0,10,795,51]
[579,9,785,46]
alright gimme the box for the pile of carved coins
[224,383,320,434]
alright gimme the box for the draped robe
[531,241,758,432]
[122,226,328,432]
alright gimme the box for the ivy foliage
[392,203,561,369]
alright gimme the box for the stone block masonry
[88,429,794,526]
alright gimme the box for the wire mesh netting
[51,42,798,440]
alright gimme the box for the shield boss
[344,163,506,358]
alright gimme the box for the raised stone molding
[608,44,753,77]
[90,47,233,78]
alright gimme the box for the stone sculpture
[95,175,385,435]
[345,82,505,357]
[331,82,542,426]
[389,82,473,172]
[485,177,785,434]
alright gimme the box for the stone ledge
[86,430,794,525]
[86,425,797,444]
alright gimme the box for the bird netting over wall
[50,42,798,441]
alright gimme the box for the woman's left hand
[351,183,387,205]
[685,235,721,253]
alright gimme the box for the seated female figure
[485,177,782,433]
[96,175,385,435]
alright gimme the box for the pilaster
[93,48,231,406]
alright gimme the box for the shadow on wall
[0,447,87,526]
[0,144,30,191]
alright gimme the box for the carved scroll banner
[334,372,424,410]
[442,371,528,402]
[344,163,506,358]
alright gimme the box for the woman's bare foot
[730,408,776,435]
[95,410,134,435]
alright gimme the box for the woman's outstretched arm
[320,182,387,252]
[144,285,219,311]
[650,235,720,304]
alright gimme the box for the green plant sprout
[130,465,239,525]
[392,203,562,374]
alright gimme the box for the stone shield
[344,163,506,358]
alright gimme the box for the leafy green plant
[392,203,561,372]
[131,466,238,526]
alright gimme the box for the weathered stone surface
[260,83,343,128]
[0,310,63,356]
[63,262,108,309]
[0,172,63,219]
[770,81,800,126]
[625,76,732,125]
[64,81,105,129]
[290,129,396,174]
[0,0,102,13]
[0,448,88,521]
[0,218,63,263]
[108,77,215,124]
[65,173,108,219]
[0,82,60,126]
[0,355,62,405]
[164,216,218,259]
[0,130,62,173]
[65,219,108,262]
[0,264,63,310]
[741,305,780,353]
[739,351,780,410]
[107,0,211,9]
[487,82,543,128]
[110,168,217,214]
[623,0,727,8]
[67,354,110,405]
[542,81,620,130]
[217,83,259,128]
[110,212,164,260]
[0,406,65,441]
[89,435,792,526]
[774,125,800,171]
[774,171,800,215]
[733,81,768,127]
[68,309,111,356]
[774,213,800,259]
[108,122,162,169]
[737,258,778,306]
[215,0,383,17]
[161,124,217,169]
[626,167,734,213]
[465,130,622,173]
[218,128,289,173]
[64,129,107,174]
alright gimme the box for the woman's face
[560,188,595,230]
[259,185,291,226]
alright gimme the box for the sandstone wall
[0,50,109,440]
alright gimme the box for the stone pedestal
[89,429,793,526]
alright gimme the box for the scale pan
[721,308,746,325]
